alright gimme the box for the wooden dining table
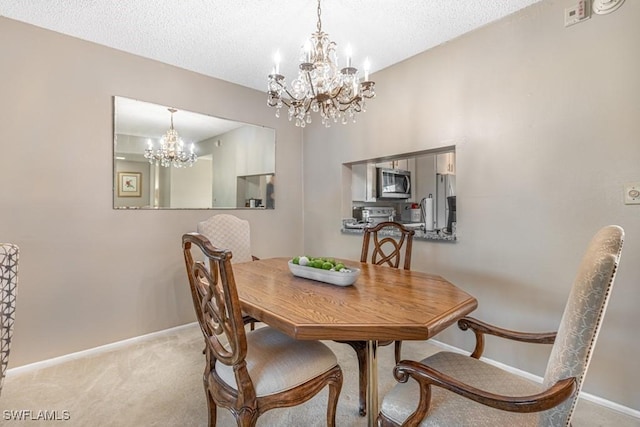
[232,257,478,427]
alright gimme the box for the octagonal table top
[232,257,477,342]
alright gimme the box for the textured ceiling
[1,0,542,91]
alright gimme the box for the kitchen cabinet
[376,159,410,171]
[436,152,455,175]
[352,163,377,202]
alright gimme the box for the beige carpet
[2,324,637,426]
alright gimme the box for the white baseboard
[6,322,198,378]
[6,324,639,420]
[428,339,640,420]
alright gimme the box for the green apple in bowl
[290,256,352,272]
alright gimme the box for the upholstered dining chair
[197,214,258,264]
[198,214,259,328]
[1,243,19,397]
[182,233,343,427]
[339,221,415,416]
[378,225,624,427]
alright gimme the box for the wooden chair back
[182,233,248,372]
[360,221,415,270]
[183,233,343,426]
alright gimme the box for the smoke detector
[592,0,625,15]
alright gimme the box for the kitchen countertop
[341,220,457,242]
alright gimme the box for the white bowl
[288,261,360,287]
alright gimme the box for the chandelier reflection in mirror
[267,0,375,128]
[144,108,197,168]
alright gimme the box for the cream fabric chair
[198,214,258,328]
[378,225,624,427]
[182,233,343,426]
[197,214,256,264]
[1,243,19,397]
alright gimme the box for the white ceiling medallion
[592,0,625,15]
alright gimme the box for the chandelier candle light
[267,0,375,127]
[144,108,197,168]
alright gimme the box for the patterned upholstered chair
[198,214,259,329]
[1,243,19,397]
[182,233,343,427]
[378,225,624,427]
[197,214,257,264]
[339,221,415,416]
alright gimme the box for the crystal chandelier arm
[302,99,313,116]
[272,75,308,104]
[339,100,360,112]
[330,84,361,110]
[280,98,292,108]
[305,71,317,98]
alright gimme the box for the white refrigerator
[436,173,456,231]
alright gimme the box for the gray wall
[208,125,276,207]
[169,157,213,208]
[0,17,304,366]
[303,1,639,412]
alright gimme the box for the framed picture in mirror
[117,172,142,197]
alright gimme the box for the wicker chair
[338,221,415,416]
[0,243,19,397]
[378,225,624,427]
[183,233,343,426]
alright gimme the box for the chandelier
[144,108,197,168]
[267,0,375,127]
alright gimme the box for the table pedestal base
[366,340,379,427]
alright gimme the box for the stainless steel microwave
[377,168,411,199]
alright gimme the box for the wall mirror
[113,96,276,209]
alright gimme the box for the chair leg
[205,382,217,427]
[394,340,402,364]
[326,366,344,427]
